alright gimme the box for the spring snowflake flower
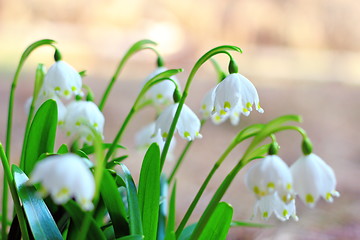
[135,122,176,153]
[253,192,298,221]
[143,66,180,105]
[213,73,263,117]
[63,100,104,143]
[155,103,202,141]
[245,155,293,198]
[28,153,95,211]
[42,60,82,99]
[291,153,340,208]
[200,87,243,125]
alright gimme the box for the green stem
[160,46,242,170]
[0,144,30,240]
[104,107,135,162]
[3,39,55,239]
[175,140,237,237]
[167,120,206,184]
[98,40,158,111]
[189,159,246,240]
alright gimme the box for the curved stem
[175,139,238,237]
[3,40,55,238]
[0,144,29,240]
[98,40,158,111]
[160,46,242,170]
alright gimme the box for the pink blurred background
[1,0,360,239]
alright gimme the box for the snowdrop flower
[200,87,216,119]
[245,155,293,199]
[291,153,340,208]
[135,122,176,153]
[28,153,95,211]
[253,192,298,221]
[42,60,82,99]
[155,103,202,141]
[63,101,104,143]
[142,67,180,105]
[25,92,67,125]
[213,73,263,117]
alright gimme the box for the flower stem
[175,140,238,237]
[0,144,30,240]
[3,39,55,238]
[189,159,246,240]
[98,40,158,111]
[160,46,242,170]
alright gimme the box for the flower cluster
[245,152,339,221]
[26,54,105,143]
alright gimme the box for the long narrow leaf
[138,143,161,240]
[22,99,58,174]
[12,165,62,240]
[118,235,144,240]
[119,164,143,236]
[197,202,233,240]
[231,221,272,228]
[101,170,129,238]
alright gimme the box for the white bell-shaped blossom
[213,73,263,117]
[25,91,67,125]
[253,192,298,221]
[155,103,202,141]
[245,155,293,198]
[28,153,95,211]
[142,67,180,105]
[290,153,340,208]
[135,122,176,154]
[63,100,104,143]
[200,87,215,119]
[42,60,82,99]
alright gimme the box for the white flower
[155,103,202,141]
[63,101,104,143]
[253,192,298,221]
[42,60,82,99]
[28,153,95,211]
[135,122,176,153]
[291,153,340,208]
[25,92,67,125]
[200,87,215,119]
[213,73,263,117]
[143,67,180,105]
[245,155,293,198]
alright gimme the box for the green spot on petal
[306,194,314,203]
[64,90,70,96]
[286,183,292,190]
[243,108,249,112]
[201,104,207,110]
[267,182,275,189]
[71,86,77,91]
[220,110,227,116]
[156,94,163,99]
[86,135,92,142]
[283,209,289,217]
[55,187,70,199]
[162,132,168,138]
[54,86,61,91]
[75,121,81,126]
[224,101,231,109]
[253,186,260,195]
[326,192,332,200]
[93,123,98,128]
[263,212,268,218]
[58,120,64,125]
[246,102,252,108]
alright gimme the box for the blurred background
[1,0,360,239]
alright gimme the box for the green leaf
[197,202,233,240]
[106,155,129,169]
[164,181,177,240]
[138,143,161,240]
[119,164,143,236]
[101,170,129,238]
[22,99,58,175]
[63,201,106,240]
[118,234,144,240]
[12,165,62,240]
[231,221,272,228]
[178,224,196,240]
[81,143,125,155]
